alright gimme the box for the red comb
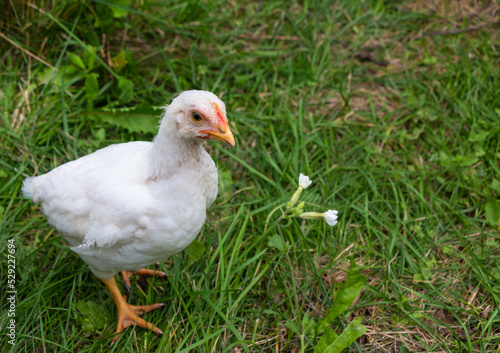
[212,102,226,125]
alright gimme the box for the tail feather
[22,177,36,199]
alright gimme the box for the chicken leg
[101,276,165,343]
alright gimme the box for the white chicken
[22,90,235,342]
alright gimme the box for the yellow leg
[120,268,168,291]
[101,276,164,344]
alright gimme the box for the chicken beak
[206,125,235,147]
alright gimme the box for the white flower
[299,173,312,189]
[324,210,338,226]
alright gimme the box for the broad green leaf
[284,319,300,334]
[490,179,500,192]
[94,5,114,28]
[107,0,131,18]
[404,126,424,141]
[314,317,366,353]
[469,130,490,142]
[86,102,162,134]
[82,46,96,71]
[118,77,134,103]
[37,66,85,87]
[413,273,425,282]
[318,259,367,333]
[84,73,99,103]
[268,234,285,252]
[485,200,500,226]
[490,267,500,281]
[442,245,454,255]
[94,128,106,141]
[303,310,316,334]
[475,147,486,157]
[421,56,438,65]
[188,239,206,266]
[72,300,108,333]
[416,108,438,121]
[112,51,128,72]
[69,53,86,70]
[315,328,338,352]
[438,151,449,164]
[457,155,479,167]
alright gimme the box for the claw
[120,271,133,293]
[120,268,167,293]
[101,276,165,344]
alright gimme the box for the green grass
[1,0,500,352]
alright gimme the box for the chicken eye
[192,112,203,122]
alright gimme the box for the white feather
[25,91,226,279]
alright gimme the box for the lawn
[1,0,500,352]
